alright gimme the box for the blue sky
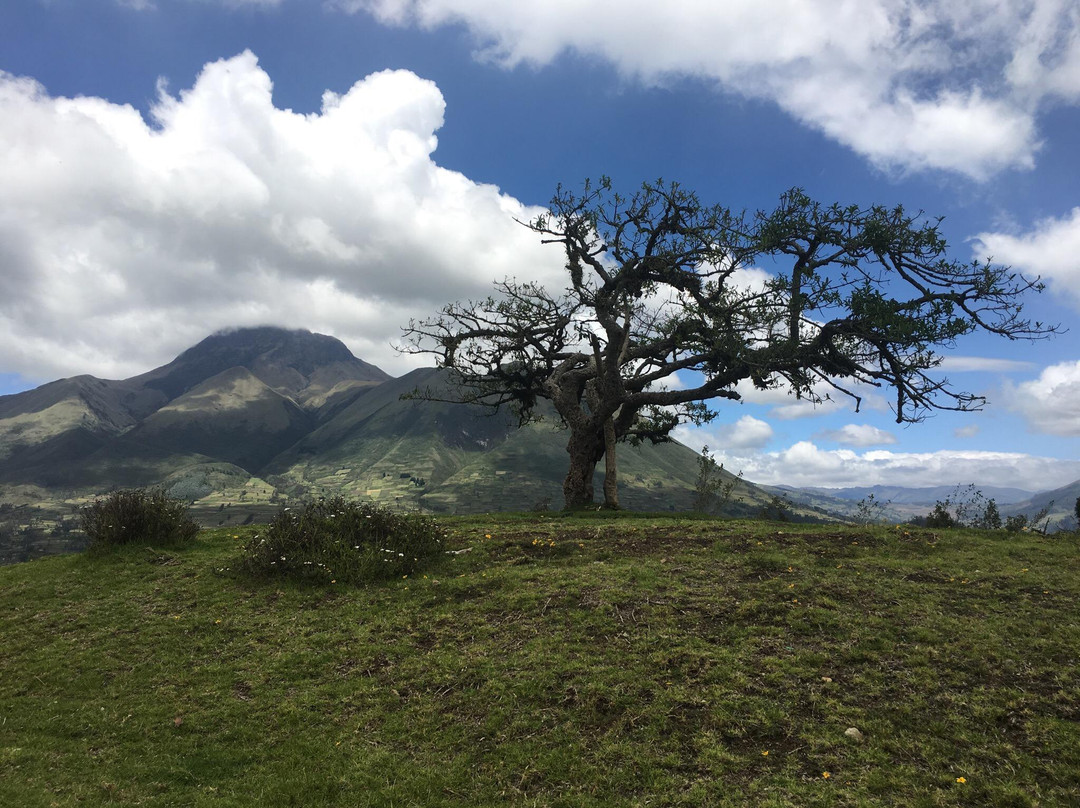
[2,0,1079,491]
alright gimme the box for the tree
[975,498,1002,531]
[402,179,1054,509]
[693,445,741,514]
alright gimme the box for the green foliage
[923,485,1005,531]
[924,500,958,529]
[974,498,1003,530]
[1002,502,1055,534]
[1005,513,1030,532]
[79,488,199,553]
[758,493,792,522]
[238,497,445,585]
[692,445,740,513]
[854,492,891,525]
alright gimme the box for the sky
[2,0,1080,492]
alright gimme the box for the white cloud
[710,440,1080,490]
[334,0,1080,178]
[0,52,563,382]
[954,424,980,439]
[974,208,1080,305]
[1005,360,1080,436]
[732,378,862,420]
[938,356,1037,372]
[675,414,774,452]
[817,424,897,448]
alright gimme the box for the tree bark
[602,416,619,509]
[563,428,603,509]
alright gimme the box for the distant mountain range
[1,326,1073,562]
[774,481,1077,531]
[776,484,1037,506]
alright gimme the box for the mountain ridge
[0,327,815,564]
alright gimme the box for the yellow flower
[485,533,492,539]
[956,777,966,784]
[761,750,769,756]
[822,772,830,779]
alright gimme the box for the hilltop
[1,514,1077,806]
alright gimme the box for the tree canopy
[402,179,1054,509]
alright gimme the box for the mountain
[779,484,1037,506]
[261,366,781,515]
[129,366,314,470]
[772,483,1043,523]
[1002,480,1080,532]
[1,326,815,561]
[0,327,385,491]
[127,326,390,411]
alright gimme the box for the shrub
[693,445,741,514]
[924,501,958,529]
[1005,514,1029,533]
[80,488,200,553]
[239,497,445,585]
[923,485,1006,530]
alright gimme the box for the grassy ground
[1,514,1077,806]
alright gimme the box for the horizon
[1,1,1078,491]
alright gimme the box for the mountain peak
[132,326,391,404]
[182,327,357,372]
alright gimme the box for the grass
[1,514,1078,806]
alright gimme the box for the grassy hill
[2,515,1077,806]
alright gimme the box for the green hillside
[2,515,1077,806]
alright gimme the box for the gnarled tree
[401,179,1053,509]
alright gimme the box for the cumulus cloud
[816,424,897,448]
[974,208,1080,305]
[708,440,1080,490]
[1005,360,1080,435]
[731,377,884,420]
[0,52,562,381]
[333,0,1080,178]
[675,414,774,452]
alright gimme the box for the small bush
[924,501,958,529]
[80,488,200,553]
[239,497,445,585]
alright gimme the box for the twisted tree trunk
[563,428,604,509]
[602,416,619,509]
